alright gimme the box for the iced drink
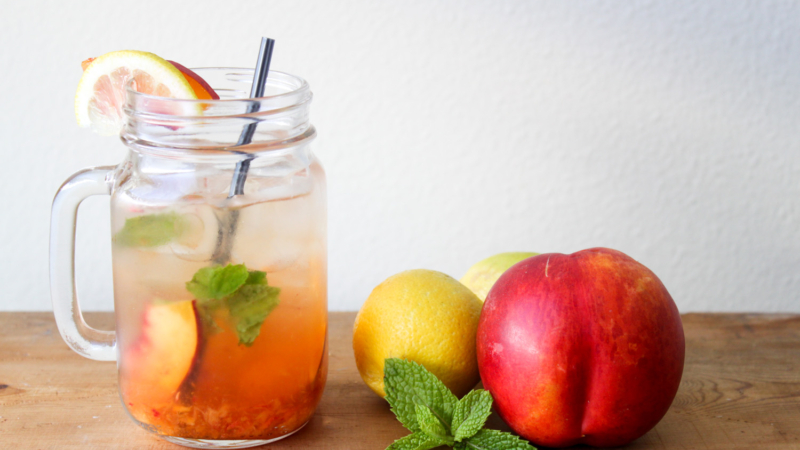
[112,160,327,440]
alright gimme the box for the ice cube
[169,202,220,263]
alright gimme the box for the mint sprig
[384,358,536,450]
[186,264,250,301]
[451,389,493,441]
[227,280,281,346]
[456,429,535,450]
[113,212,189,247]
[415,404,455,447]
[186,264,280,346]
[387,432,442,450]
[384,358,458,433]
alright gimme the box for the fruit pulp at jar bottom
[112,192,327,440]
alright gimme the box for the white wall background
[1,1,798,313]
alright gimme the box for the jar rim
[122,68,315,157]
[122,126,317,161]
[125,67,311,104]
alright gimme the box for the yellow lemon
[460,252,538,301]
[353,269,483,398]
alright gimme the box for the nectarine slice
[168,60,220,100]
[124,300,200,399]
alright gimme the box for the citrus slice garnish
[75,50,199,136]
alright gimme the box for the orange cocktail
[113,160,327,442]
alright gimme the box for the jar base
[157,421,307,449]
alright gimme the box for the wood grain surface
[1,312,799,449]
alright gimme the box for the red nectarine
[477,248,684,447]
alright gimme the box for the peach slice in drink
[121,300,201,409]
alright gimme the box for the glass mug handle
[50,166,117,361]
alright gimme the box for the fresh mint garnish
[186,264,280,346]
[451,389,493,442]
[383,358,536,450]
[227,281,281,346]
[386,432,442,450]
[415,404,455,447]
[456,429,535,450]
[113,212,188,247]
[186,264,249,301]
[384,358,457,433]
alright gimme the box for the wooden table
[1,312,799,449]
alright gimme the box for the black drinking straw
[229,37,275,197]
[212,37,275,264]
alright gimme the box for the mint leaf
[186,266,280,346]
[384,358,458,433]
[186,264,249,301]
[452,389,493,441]
[383,359,535,450]
[415,404,454,446]
[463,429,537,450]
[386,432,443,450]
[114,212,188,247]
[227,281,280,346]
[246,270,267,285]
[186,267,218,300]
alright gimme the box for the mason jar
[50,69,327,448]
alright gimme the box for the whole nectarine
[476,248,684,447]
